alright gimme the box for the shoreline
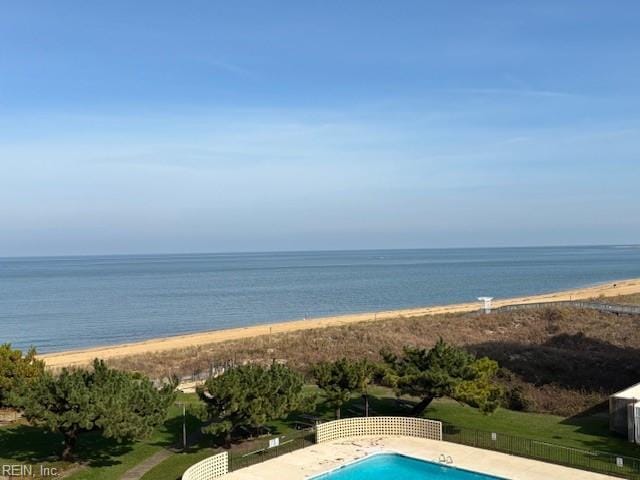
[39,278,640,368]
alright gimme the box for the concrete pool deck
[219,436,619,479]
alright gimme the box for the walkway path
[497,299,640,315]
[119,416,206,480]
[119,449,173,480]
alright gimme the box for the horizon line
[2,243,638,261]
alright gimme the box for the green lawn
[138,386,640,480]
[2,387,639,480]
[0,422,70,479]
[66,393,203,480]
[0,392,202,480]
[424,399,639,456]
[140,449,216,480]
[363,386,640,457]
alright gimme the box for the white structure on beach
[610,382,640,444]
[477,296,494,314]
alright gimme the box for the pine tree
[198,363,310,447]
[15,359,175,461]
[351,359,377,417]
[312,358,360,419]
[0,344,44,408]
[382,339,501,416]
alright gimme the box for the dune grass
[109,304,640,418]
[602,293,640,305]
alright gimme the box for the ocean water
[1,246,639,353]
[312,453,505,479]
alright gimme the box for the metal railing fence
[228,428,315,472]
[442,423,640,480]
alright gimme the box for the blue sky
[1,1,639,256]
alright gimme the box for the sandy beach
[39,278,640,369]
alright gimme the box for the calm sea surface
[1,246,639,353]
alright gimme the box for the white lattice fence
[182,451,228,480]
[316,416,442,443]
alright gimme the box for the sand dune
[39,278,640,369]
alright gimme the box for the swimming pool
[312,453,508,479]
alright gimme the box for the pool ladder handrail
[438,454,454,464]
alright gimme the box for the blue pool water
[313,453,506,480]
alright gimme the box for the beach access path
[40,278,640,369]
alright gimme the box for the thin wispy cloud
[446,88,578,98]
[186,55,255,77]
[1,1,639,255]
